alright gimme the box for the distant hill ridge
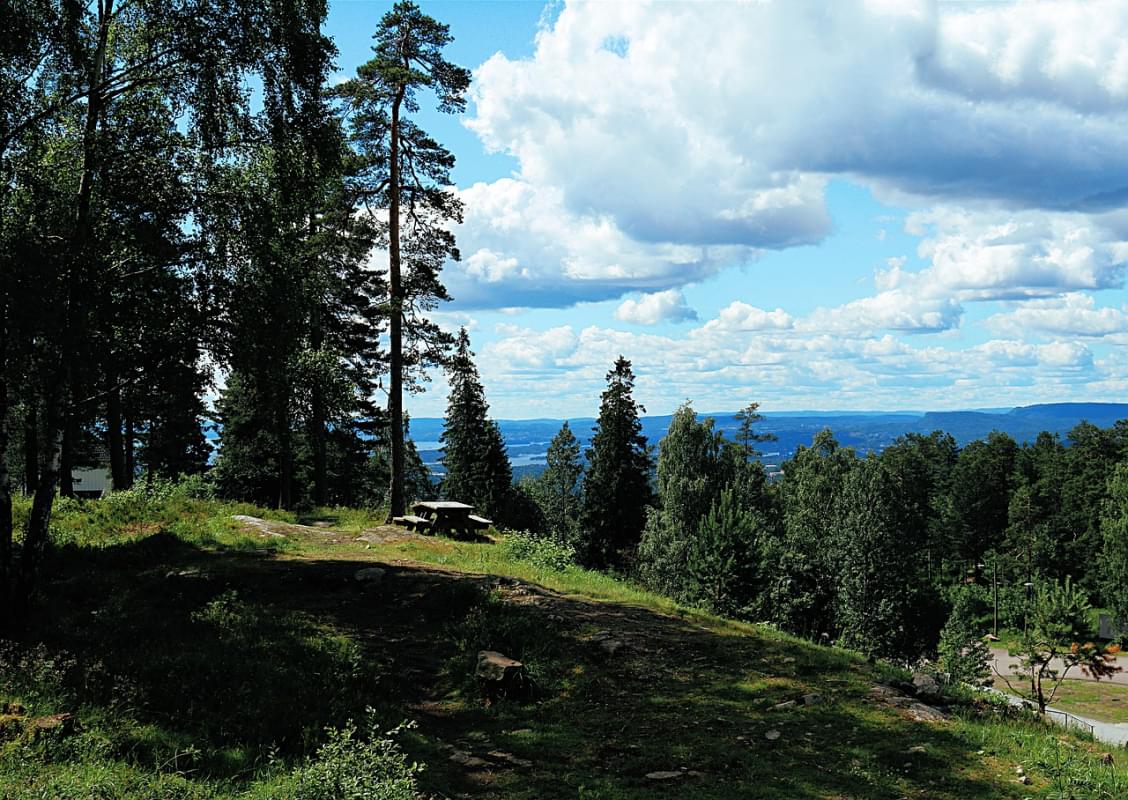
[411,403,1128,478]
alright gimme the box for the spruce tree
[440,329,511,521]
[580,356,654,569]
[636,403,723,597]
[686,487,762,617]
[533,422,583,541]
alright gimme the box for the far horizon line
[406,400,1128,423]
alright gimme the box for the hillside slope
[2,498,1126,799]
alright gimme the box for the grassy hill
[2,489,1126,798]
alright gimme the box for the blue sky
[327,0,1128,419]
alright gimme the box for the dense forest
[4,0,1128,669]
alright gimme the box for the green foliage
[1101,462,1128,631]
[286,717,420,800]
[944,431,1018,569]
[635,506,690,600]
[530,422,583,541]
[579,357,654,569]
[938,589,991,684]
[685,487,762,617]
[501,531,576,573]
[763,429,856,639]
[440,329,513,522]
[833,459,917,658]
[1004,577,1122,713]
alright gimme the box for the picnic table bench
[399,500,493,538]
[390,514,432,532]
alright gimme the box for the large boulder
[911,672,943,702]
[476,651,532,703]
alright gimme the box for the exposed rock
[646,771,683,780]
[353,567,386,584]
[231,515,286,538]
[801,693,823,706]
[449,750,489,769]
[27,713,77,741]
[907,702,948,723]
[771,701,797,711]
[907,745,928,755]
[476,651,532,702]
[488,750,533,768]
[912,672,943,701]
[765,729,781,741]
[599,638,626,656]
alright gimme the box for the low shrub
[285,716,421,800]
[501,531,575,572]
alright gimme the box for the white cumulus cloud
[615,289,698,325]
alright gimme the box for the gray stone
[907,702,948,723]
[646,771,684,780]
[449,751,489,769]
[476,651,532,702]
[353,567,386,584]
[488,750,533,769]
[771,701,797,711]
[599,638,626,656]
[801,693,823,706]
[912,672,943,701]
[765,729,781,741]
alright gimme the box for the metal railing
[1044,707,1095,737]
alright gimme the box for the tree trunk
[124,412,135,486]
[309,215,327,507]
[386,87,406,519]
[58,416,75,497]
[23,402,37,495]
[106,378,127,490]
[0,299,13,631]
[20,380,62,618]
[277,401,293,510]
[17,0,111,614]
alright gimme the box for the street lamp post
[977,560,1000,637]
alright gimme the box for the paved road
[989,646,1128,686]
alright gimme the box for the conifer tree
[580,357,654,569]
[533,422,583,541]
[938,589,991,684]
[440,329,511,520]
[1101,462,1128,633]
[335,0,470,519]
[636,403,723,597]
[686,487,762,617]
[834,458,916,658]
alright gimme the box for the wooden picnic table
[394,500,493,537]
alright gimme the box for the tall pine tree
[580,357,654,569]
[335,0,470,519]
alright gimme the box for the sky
[325,0,1128,420]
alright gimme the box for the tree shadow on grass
[6,534,1022,799]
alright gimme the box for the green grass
[1013,679,1128,725]
[3,492,1128,798]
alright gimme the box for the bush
[501,531,575,572]
[287,716,421,800]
